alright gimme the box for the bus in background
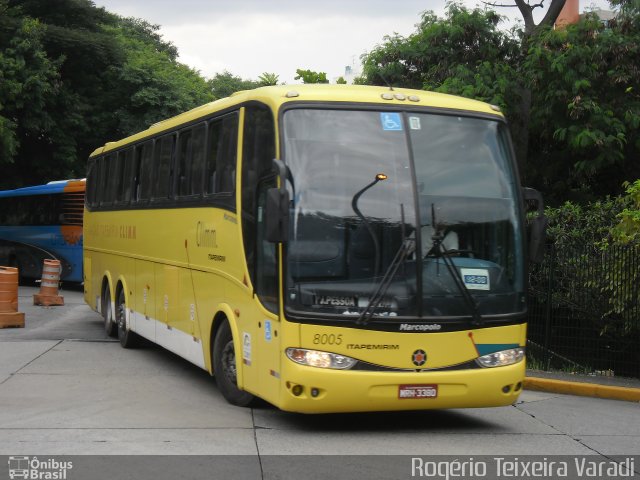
[84,85,545,413]
[0,179,85,283]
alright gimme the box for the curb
[524,376,640,403]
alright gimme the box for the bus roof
[90,84,504,157]
[0,179,85,198]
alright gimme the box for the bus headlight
[286,348,357,370]
[476,347,525,368]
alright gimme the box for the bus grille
[63,192,84,226]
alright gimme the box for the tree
[614,180,640,244]
[0,16,66,185]
[294,69,329,84]
[258,72,279,86]
[362,6,519,92]
[0,0,215,187]
[484,0,568,37]
[523,11,640,197]
[208,71,258,99]
[105,16,213,136]
[361,5,527,168]
[359,3,640,201]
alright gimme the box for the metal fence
[527,244,640,379]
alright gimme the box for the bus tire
[213,320,255,407]
[102,285,117,338]
[116,287,139,348]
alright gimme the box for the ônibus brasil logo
[8,456,73,479]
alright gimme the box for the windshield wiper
[429,204,484,327]
[357,204,413,326]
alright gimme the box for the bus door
[240,104,282,404]
[254,178,281,403]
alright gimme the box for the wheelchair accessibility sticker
[380,112,403,131]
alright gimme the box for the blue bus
[0,179,85,283]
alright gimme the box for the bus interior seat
[421,225,459,254]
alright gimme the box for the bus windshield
[282,108,524,322]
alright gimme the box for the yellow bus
[84,85,545,413]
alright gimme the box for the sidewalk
[525,369,640,403]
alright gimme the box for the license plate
[398,384,438,399]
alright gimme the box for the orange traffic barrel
[0,266,25,328]
[33,259,64,306]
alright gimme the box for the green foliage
[0,15,64,178]
[258,72,279,86]
[4,0,125,180]
[294,69,329,84]
[604,179,640,330]
[336,76,347,85]
[358,3,640,201]
[361,5,519,94]
[544,196,629,249]
[0,0,214,187]
[525,15,640,198]
[106,17,213,136]
[612,180,640,244]
[541,188,639,336]
[111,17,178,60]
[208,71,259,99]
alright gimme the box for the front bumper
[277,359,525,413]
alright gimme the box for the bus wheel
[116,288,139,348]
[213,321,255,407]
[102,286,117,338]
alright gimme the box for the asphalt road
[1,286,638,479]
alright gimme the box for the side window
[112,151,125,204]
[120,148,135,204]
[86,157,97,208]
[1,197,27,225]
[217,114,238,194]
[189,124,206,196]
[96,156,105,206]
[205,113,238,199]
[241,104,277,311]
[106,153,118,206]
[99,154,115,207]
[205,121,221,195]
[152,134,175,200]
[0,198,10,224]
[176,128,193,197]
[26,194,61,225]
[137,141,154,202]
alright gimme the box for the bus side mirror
[523,188,548,263]
[266,159,290,243]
